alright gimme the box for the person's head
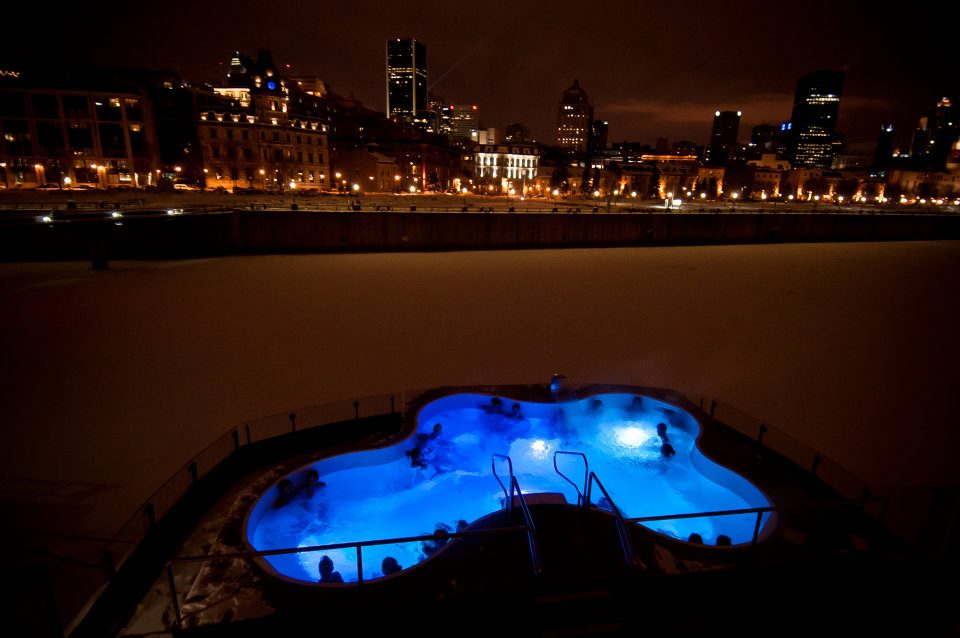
[435,525,450,539]
[319,555,334,575]
[432,423,442,435]
[716,534,732,546]
[511,402,521,414]
[456,519,469,532]
[381,556,401,575]
[688,533,703,544]
[657,423,668,437]
[631,396,643,409]
[491,397,502,407]
[306,469,319,485]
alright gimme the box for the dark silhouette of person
[656,422,670,443]
[688,532,704,544]
[716,534,732,546]
[596,496,614,512]
[318,555,344,583]
[588,399,604,414]
[421,523,452,558]
[427,423,443,440]
[627,396,644,414]
[508,402,524,420]
[274,479,294,507]
[660,442,676,458]
[304,469,326,497]
[480,397,505,415]
[381,556,402,576]
[406,433,432,469]
[456,519,469,532]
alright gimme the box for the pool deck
[111,383,955,636]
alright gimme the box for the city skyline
[2,1,955,153]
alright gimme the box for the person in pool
[627,396,644,415]
[421,523,452,558]
[588,399,604,415]
[660,442,676,458]
[656,422,670,443]
[381,556,402,576]
[318,555,344,583]
[273,479,294,508]
[479,397,505,415]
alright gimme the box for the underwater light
[613,426,650,448]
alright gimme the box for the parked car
[173,182,200,191]
[35,183,62,192]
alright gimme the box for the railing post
[167,563,182,627]
[811,454,822,476]
[232,429,240,451]
[144,502,156,529]
[289,412,296,432]
[188,461,198,484]
[353,401,360,420]
[710,399,717,417]
[355,545,363,585]
[390,395,396,414]
[752,511,764,546]
[245,423,251,444]
[757,424,767,446]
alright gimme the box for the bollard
[508,206,515,212]
[232,429,240,451]
[552,207,558,212]
[353,400,360,419]
[461,206,468,212]
[188,461,198,484]
[410,205,416,212]
[709,400,717,417]
[289,412,297,432]
[291,202,298,211]
[390,395,396,414]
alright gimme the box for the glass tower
[386,38,427,121]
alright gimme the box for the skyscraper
[707,110,741,165]
[589,120,609,154]
[557,79,592,152]
[910,97,958,170]
[449,104,479,139]
[386,38,427,121]
[874,124,895,170]
[788,70,844,168]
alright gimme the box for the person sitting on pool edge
[318,555,344,583]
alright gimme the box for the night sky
[4,1,956,153]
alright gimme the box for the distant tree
[835,178,859,199]
[648,167,661,197]
[550,164,570,189]
[803,177,830,196]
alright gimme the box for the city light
[409,185,416,193]
[700,192,706,199]
[63,176,71,185]
[351,183,360,191]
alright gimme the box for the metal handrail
[491,453,514,517]
[585,471,636,566]
[165,525,530,625]
[553,450,589,508]
[509,475,544,576]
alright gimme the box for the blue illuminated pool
[245,392,773,584]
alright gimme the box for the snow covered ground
[2,241,958,544]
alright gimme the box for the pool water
[246,392,771,584]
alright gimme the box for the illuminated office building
[386,38,427,122]
[557,79,592,153]
[788,70,844,168]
